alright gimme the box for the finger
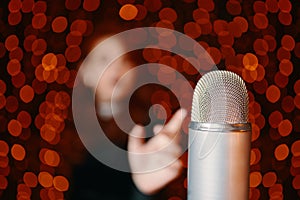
[153,124,163,135]
[128,125,145,151]
[162,142,182,158]
[148,133,182,157]
[168,144,182,157]
[162,159,182,181]
[169,159,183,173]
[163,108,187,136]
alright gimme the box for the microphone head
[192,70,249,124]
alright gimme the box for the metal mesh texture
[192,70,249,123]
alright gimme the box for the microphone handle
[188,122,252,200]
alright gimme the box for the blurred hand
[128,109,187,195]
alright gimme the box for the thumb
[128,125,145,151]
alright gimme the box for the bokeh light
[53,176,69,192]
[11,144,26,161]
[83,0,101,12]
[19,85,34,103]
[262,172,277,188]
[266,85,281,103]
[274,144,289,161]
[38,171,53,188]
[8,119,22,137]
[23,172,38,188]
[250,171,262,188]
[119,4,138,21]
[0,140,9,157]
[51,16,68,33]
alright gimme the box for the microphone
[188,70,252,200]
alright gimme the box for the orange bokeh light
[44,149,60,167]
[206,47,221,64]
[269,110,283,128]
[263,35,277,52]
[5,35,19,52]
[294,80,300,94]
[8,11,22,26]
[226,0,241,16]
[266,85,280,103]
[17,111,32,128]
[184,22,201,39]
[0,175,8,190]
[83,0,101,12]
[253,1,267,14]
[281,35,295,51]
[135,4,147,21]
[23,172,38,188]
[31,38,47,56]
[197,0,214,12]
[243,53,258,71]
[8,119,22,137]
[65,0,81,11]
[11,144,26,161]
[233,16,248,33]
[274,144,289,161]
[7,59,21,76]
[70,19,88,36]
[5,95,19,113]
[0,140,9,157]
[119,4,138,21]
[250,171,262,188]
[265,0,279,13]
[65,45,81,63]
[19,85,34,103]
[253,13,269,29]
[253,39,269,56]
[38,171,53,188]
[193,8,209,25]
[291,140,300,157]
[281,95,295,113]
[42,53,57,71]
[213,20,228,35]
[53,176,69,192]
[251,123,260,142]
[293,175,300,190]
[277,47,291,61]
[274,72,288,89]
[9,46,23,61]
[278,11,292,26]
[40,124,56,143]
[278,119,292,137]
[159,8,177,23]
[51,16,68,33]
[21,0,34,13]
[279,59,293,76]
[66,31,82,46]
[262,172,277,188]
[32,0,47,14]
[48,187,64,199]
[32,13,47,29]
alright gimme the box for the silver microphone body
[188,70,251,200]
[188,122,251,200]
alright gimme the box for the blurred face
[96,56,134,102]
[81,36,135,104]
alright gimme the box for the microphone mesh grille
[192,70,249,123]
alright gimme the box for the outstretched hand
[128,109,187,195]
